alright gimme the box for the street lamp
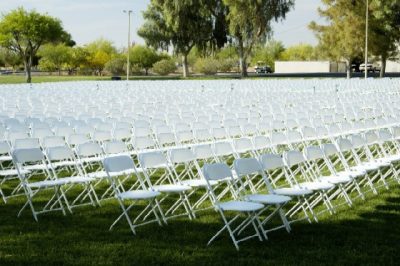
[364,0,369,79]
[123,10,133,81]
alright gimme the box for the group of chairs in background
[1,79,400,250]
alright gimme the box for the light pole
[364,0,369,79]
[123,10,133,81]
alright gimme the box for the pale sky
[0,0,322,49]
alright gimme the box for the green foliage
[280,44,318,61]
[223,0,295,76]
[138,0,215,77]
[105,56,126,75]
[152,59,177,75]
[216,46,239,60]
[65,47,89,75]
[368,0,400,76]
[194,58,219,74]
[85,38,116,75]
[0,7,71,82]
[309,0,365,78]
[0,47,21,69]
[38,43,72,75]
[217,58,237,72]
[129,45,159,75]
[251,40,285,70]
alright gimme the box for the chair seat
[28,179,68,188]
[351,164,378,172]
[86,171,109,179]
[51,161,77,168]
[385,154,400,162]
[79,157,102,164]
[295,181,334,191]
[0,155,12,162]
[339,169,366,178]
[118,190,161,200]
[24,164,48,171]
[273,187,313,196]
[217,200,264,212]
[245,194,291,204]
[152,184,192,193]
[319,175,352,184]
[181,179,218,187]
[62,176,95,184]
[0,169,30,176]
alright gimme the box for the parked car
[254,61,273,74]
[359,63,380,73]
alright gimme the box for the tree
[281,44,317,61]
[105,55,126,75]
[65,46,89,75]
[223,0,294,77]
[138,0,214,77]
[0,47,22,69]
[0,8,72,82]
[369,0,400,77]
[251,40,285,70]
[152,59,177,75]
[129,45,159,75]
[85,38,116,75]
[310,0,365,79]
[38,43,71,75]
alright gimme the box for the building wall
[275,61,332,73]
[386,60,400,73]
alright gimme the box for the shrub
[152,59,177,75]
[194,58,219,75]
[105,57,125,75]
[218,59,237,72]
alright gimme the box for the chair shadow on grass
[1,193,400,265]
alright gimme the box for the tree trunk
[182,54,189,78]
[238,37,248,77]
[145,68,148,76]
[24,55,32,83]
[58,67,61,76]
[380,55,386,78]
[345,59,352,79]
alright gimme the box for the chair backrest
[253,135,270,150]
[13,148,44,164]
[103,140,128,154]
[364,131,378,144]
[350,135,366,149]
[68,134,89,146]
[336,138,353,152]
[233,138,253,153]
[169,148,195,164]
[304,146,324,161]
[234,158,262,176]
[13,138,41,149]
[202,163,232,181]
[103,155,135,173]
[284,150,305,167]
[322,143,338,157]
[214,142,233,157]
[139,151,167,169]
[133,136,155,150]
[192,144,214,160]
[42,136,65,148]
[0,141,10,154]
[259,153,284,171]
[76,142,103,157]
[47,146,74,161]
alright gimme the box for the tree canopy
[0,7,72,82]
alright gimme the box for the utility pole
[365,0,369,79]
[123,10,133,81]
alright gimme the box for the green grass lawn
[0,177,399,266]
